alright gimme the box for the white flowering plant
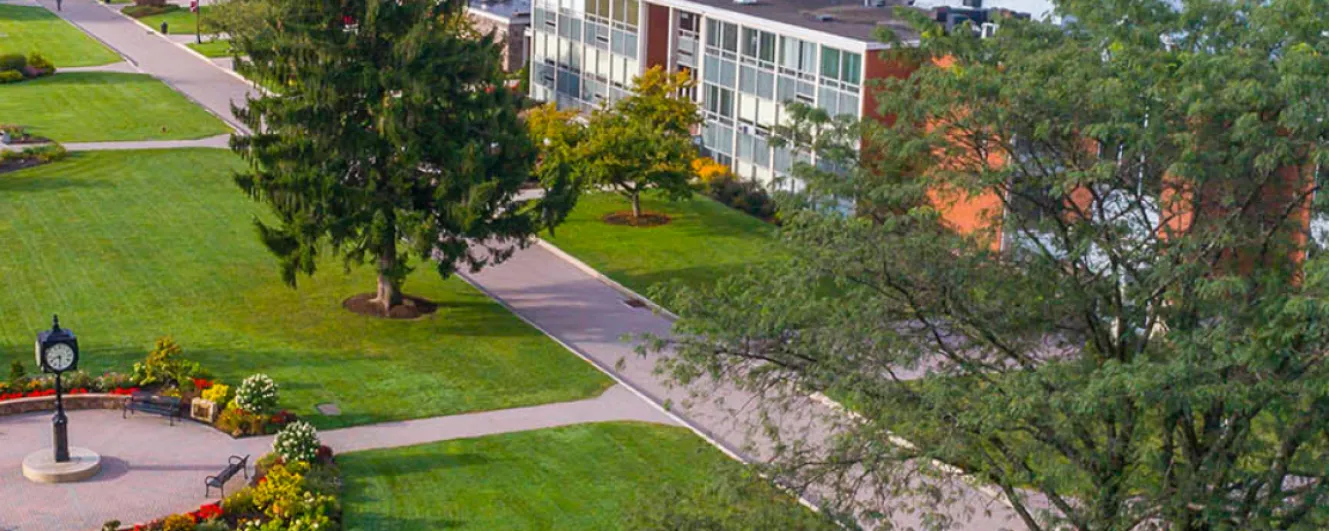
[273,421,321,463]
[234,373,278,413]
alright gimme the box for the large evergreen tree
[229,0,555,314]
[652,0,1329,528]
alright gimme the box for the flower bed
[104,429,342,531]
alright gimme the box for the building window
[779,36,816,75]
[820,46,840,80]
[679,12,698,33]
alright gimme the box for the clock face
[44,343,75,372]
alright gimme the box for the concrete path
[0,385,671,530]
[462,243,1024,530]
[33,0,254,132]
[60,61,138,73]
[64,134,230,151]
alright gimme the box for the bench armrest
[229,455,249,466]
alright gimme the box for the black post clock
[35,315,78,463]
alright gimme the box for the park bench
[122,392,183,426]
[205,454,250,498]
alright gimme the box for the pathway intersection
[3,0,1026,528]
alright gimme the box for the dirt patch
[603,211,672,227]
[342,293,439,319]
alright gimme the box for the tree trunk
[372,241,402,314]
[631,192,642,220]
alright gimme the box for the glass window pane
[720,59,736,86]
[800,42,817,74]
[722,23,738,52]
[739,65,756,95]
[742,28,759,58]
[842,52,861,85]
[839,92,859,117]
[757,70,774,100]
[759,31,776,63]
[626,0,639,25]
[777,75,795,102]
[818,85,837,113]
[821,46,840,79]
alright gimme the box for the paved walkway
[64,134,230,151]
[462,244,1023,530]
[34,0,254,132]
[0,385,671,530]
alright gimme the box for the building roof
[675,0,923,44]
[468,0,531,23]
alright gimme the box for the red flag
[189,0,198,12]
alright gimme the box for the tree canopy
[581,66,700,220]
[652,0,1329,529]
[229,0,561,314]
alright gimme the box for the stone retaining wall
[0,394,128,416]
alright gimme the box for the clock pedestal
[22,446,102,483]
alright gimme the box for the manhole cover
[315,403,341,416]
[623,298,647,309]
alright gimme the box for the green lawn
[187,39,232,58]
[341,422,826,530]
[542,192,780,297]
[138,6,214,35]
[0,150,612,428]
[0,5,120,67]
[0,72,230,142]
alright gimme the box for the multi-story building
[468,0,532,73]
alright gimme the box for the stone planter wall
[0,394,129,416]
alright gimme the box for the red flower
[193,502,223,520]
[192,378,213,390]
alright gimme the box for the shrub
[26,53,54,76]
[216,405,264,436]
[123,3,178,17]
[255,452,284,477]
[704,175,777,221]
[162,513,196,531]
[101,521,121,531]
[63,370,95,390]
[96,372,132,392]
[194,521,229,531]
[252,461,309,519]
[131,337,201,387]
[201,383,232,405]
[0,70,23,84]
[134,0,166,7]
[9,360,27,386]
[272,421,320,463]
[24,144,67,163]
[0,54,26,72]
[221,486,258,515]
[234,374,278,413]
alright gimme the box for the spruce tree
[229,0,552,315]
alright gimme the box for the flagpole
[194,0,201,45]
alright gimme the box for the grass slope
[0,72,230,142]
[0,150,611,428]
[341,422,821,530]
[0,5,120,67]
[542,192,780,296]
[187,39,232,58]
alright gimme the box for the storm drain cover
[623,298,647,309]
[316,403,341,416]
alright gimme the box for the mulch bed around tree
[603,211,672,227]
[343,293,439,319]
[0,158,45,175]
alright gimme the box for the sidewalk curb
[531,238,1020,516]
[101,2,253,134]
[533,238,680,321]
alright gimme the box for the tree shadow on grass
[341,451,495,530]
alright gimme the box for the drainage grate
[623,298,648,309]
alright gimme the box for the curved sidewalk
[0,385,672,530]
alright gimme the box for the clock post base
[22,447,101,483]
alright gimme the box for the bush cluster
[272,421,320,463]
[0,52,56,83]
[0,143,68,165]
[234,374,278,414]
[693,157,778,222]
[131,336,207,389]
[123,2,180,18]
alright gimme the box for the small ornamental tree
[230,0,569,314]
[526,103,587,232]
[581,66,700,221]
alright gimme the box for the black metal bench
[122,392,183,425]
[205,454,250,497]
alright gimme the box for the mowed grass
[0,72,230,142]
[0,5,120,67]
[187,39,232,58]
[0,150,612,429]
[542,192,781,296]
[341,422,823,530]
[139,6,215,35]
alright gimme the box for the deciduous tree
[582,66,699,221]
[651,0,1329,529]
